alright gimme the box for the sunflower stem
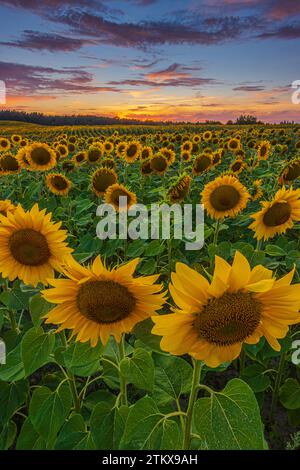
[8,310,19,334]
[59,331,81,413]
[118,334,128,407]
[270,350,286,420]
[213,219,221,246]
[183,359,202,450]
[255,239,262,251]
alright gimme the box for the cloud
[145,63,202,81]
[258,22,300,40]
[0,61,122,95]
[47,10,263,48]
[0,30,96,52]
[233,85,266,92]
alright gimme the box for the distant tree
[226,120,233,125]
[235,115,262,125]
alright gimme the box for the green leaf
[120,348,154,392]
[55,414,95,450]
[126,239,145,257]
[0,343,25,382]
[241,365,271,393]
[121,396,181,450]
[29,294,52,326]
[0,380,28,425]
[61,340,103,377]
[21,327,55,377]
[265,245,286,257]
[133,318,162,353]
[29,384,72,445]
[279,379,300,410]
[144,240,165,257]
[0,287,32,311]
[139,258,157,275]
[90,402,127,450]
[16,418,39,450]
[193,378,265,449]
[0,420,17,450]
[153,355,193,404]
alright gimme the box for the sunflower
[15,147,30,169]
[180,150,191,162]
[105,183,137,211]
[0,153,20,174]
[202,174,250,220]
[91,168,118,196]
[26,143,56,171]
[251,179,263,201]
[0,199,16,217]
[192,153,212,175]
[87,145,103,164]
[67,143,76,154]
[46,173,72,196]
[116,142,126,158]
[279,158,300,185]
[123,141,141,163]
[0,204,72,287]
[0,138,11,152]
[150,153,169,175]
[141,146,153,160]
[161,147,176,164]
[56,144,69,159]
[212,150,222,166]
[152,251,300,367]
[42,256,165,346]
[11,135,21,144]
[19,139,28,148]
[257,141,271,160]
[101,157,115,170]
[193,135,201,143]
[227,138,240,152]
[230,158,245,174]
[249,187,300,240]
[73,151,87,166]
[168,175,191,203]
[102,141,113,155]
[202,130,212,142]
[181,141,193,153]
[140,158,153,176]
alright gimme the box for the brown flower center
[263,202,291,227]
[31,147,52,165]
[210,185,240,211]
[126,144,138,158]
[9,228,50,266]
[194,291,261,346]
[50,175,68,190]
[76,280,136,324]
[93,170,117,194]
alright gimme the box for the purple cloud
[0,30,96,52]
[0,61,122,95]
[233,85,266,92]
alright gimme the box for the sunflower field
[0,120,300,452]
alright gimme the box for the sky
[0,0,300,123]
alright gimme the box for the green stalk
[213,219,221,246]
[183,359,202,450]
[59,331,81,413]
[8,310,19,334]
[270,350,286,420]
[118,335,128,406]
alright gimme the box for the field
[0,121,300,451]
